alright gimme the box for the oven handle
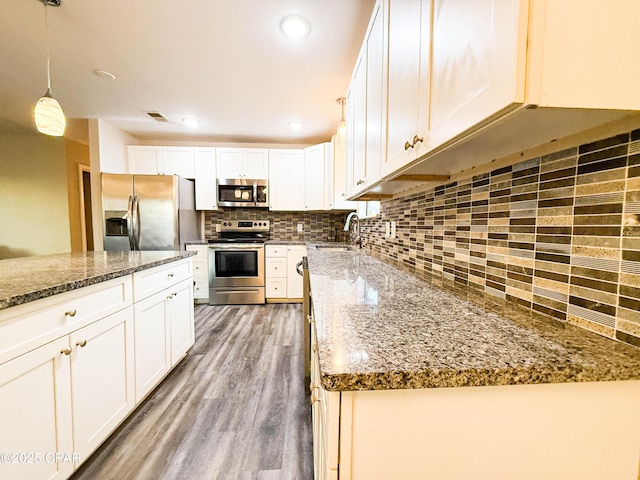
[209,244,264,250]
[252,181,258,207]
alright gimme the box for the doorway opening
[78,165,94,251]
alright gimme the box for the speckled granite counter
[306,245,640,391]
[0,251,196,310]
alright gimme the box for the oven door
[209,244,265,287]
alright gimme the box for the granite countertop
[0,251,196,311]
[306,244,640,391]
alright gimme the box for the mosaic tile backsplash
[361,129,640,349]
[204,209,350,243]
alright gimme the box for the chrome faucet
[343,211,363,248]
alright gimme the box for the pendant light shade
[35,89,65,136]
[35,0,65,137]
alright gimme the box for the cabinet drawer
[266,279,287,298]
[186,245,208,258]
[266,245,287,257]
[192,258,208,276]
[193,279,209,300]
[266,258,287,277]
[133,259,192,302]
[0,276,133,366]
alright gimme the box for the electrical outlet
[297,223,303,233]
[390,221,396,238]
[385,222,391,238]
[215,224,221,233]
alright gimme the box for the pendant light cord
[44,1,51,92]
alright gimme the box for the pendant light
[34,0,65,137]
[336,97,346,138]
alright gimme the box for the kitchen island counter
[0,250,195,311]
[306,245,640,391]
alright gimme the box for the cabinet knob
[167,273,174,278]
[307,315,314,324]
[312,343,318,353]
[65,309,77,317]
[412,135,424,146]
[61,348,72,356]
[76,340,87,348]
[310,394,320,405]
[404,141,413,151]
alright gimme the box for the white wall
[88,119,139,250]
[0,129,71,259]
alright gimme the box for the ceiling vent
[144,111,172,123]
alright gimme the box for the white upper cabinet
[332,135,358,210]
[383,0,431,176]
[346,0,386,196]
[127,146,195,178]
[193,147,217,211]
[162,147,196,178]
[351,0,640,197]
[304,144,326,210]
[268,149,305,211]
[427,0,527,152]
[216,148,269,179]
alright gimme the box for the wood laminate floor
[71,303,313,480]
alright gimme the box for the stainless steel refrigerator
[102,174,200,251]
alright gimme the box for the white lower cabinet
[265,245,307,302]
[69,307,135,460]
[186,244,209,302]
[0,336,74,480]
[311,323,640,480]
[0,258,194,480]
[133,276,194,402]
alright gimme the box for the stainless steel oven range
[208,220,269,305]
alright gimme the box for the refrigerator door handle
[132,195,141,250]
[127,195,136,250]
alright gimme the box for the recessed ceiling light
[288,121,303,130]
[94,70,116,81]
[280,15,311,39]
[182,117,201,128]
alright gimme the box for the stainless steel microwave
[217,178,268,208]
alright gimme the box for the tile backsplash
[204,209,350,243]
[361,129,640,349]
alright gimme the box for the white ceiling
[0,0,375,145]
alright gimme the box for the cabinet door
[216,149,244,179]
[384,0,429,176]
[243,149,269,178]
[129,146,161,175]
[268,150,304,211]
[428,0,526,149]
[0,337,74,480]
[364,0,385,188]
[167,279,195,365]
[304,144,326,210]
[69,306,135,460]
[194,147,217,210]
[349,54,367,193]
[163,147,195,178]
[332,135,358,210]
[286,246,307,299]
[133,290,171,402]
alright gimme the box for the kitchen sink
[315,245,353,252]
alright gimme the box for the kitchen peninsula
[307,246,640,480]
[0,251,196,480]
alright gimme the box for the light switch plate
[297,223,303,233]
[215,224,221,232]
[385,222,391,238]
[390,221,396,238]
